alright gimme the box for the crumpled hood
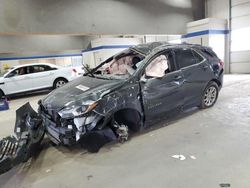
[41,76,125,111]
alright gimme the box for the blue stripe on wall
[182,29,229,38]
[0,53,82,61]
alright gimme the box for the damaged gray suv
[0,42,223,174]
[40,42,223,148]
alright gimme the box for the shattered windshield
[92,49,146,80]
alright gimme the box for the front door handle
[174,75,182,81]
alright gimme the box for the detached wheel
[53,78,68,89]
[200,81,219,109]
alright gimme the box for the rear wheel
[200,81,219,109]
[53,78,68,89]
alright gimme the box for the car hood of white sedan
[0,77,4,83]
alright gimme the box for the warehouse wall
[0,0,204,35]
[206,0,230,20]
[230,0,250,73]
[0,35,95,54]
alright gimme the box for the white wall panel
[232,2,250,18]
[231,15,250,29]
[230,63,250,73]
[232,0,250,6]
[231,51,250,63]
[231,0,250,73]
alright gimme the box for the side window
[145,52,172,78]
[6,66,33,77]
[13,67,28,76]
[33,65,46,73]
[44,65,55,71]
[175,48,201,69]
[192,50,204,63]
[32,65,54,73]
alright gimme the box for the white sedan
[0,63,84,98]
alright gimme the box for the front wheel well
[53,77,68,88]
[113,108,143,132]
[54,77,68,83]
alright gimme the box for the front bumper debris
[0,103,45,175]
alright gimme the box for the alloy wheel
[56,80,66,88]
[203,86,217,107]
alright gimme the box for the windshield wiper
[82,64,95,78]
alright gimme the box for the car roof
[131,42,210,55]
[11,63,59,69]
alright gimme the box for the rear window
[174,48,204,69]
[200,48,218,58]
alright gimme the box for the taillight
[219,60,224,68]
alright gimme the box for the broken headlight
[58,102,98,119]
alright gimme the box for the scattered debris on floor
[171,155,197,160]
[171,155,186,161]
[219,183,231,187]
[87,175,93,180]
[114,122,129,143]
[190,155,196,160]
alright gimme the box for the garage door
[231,0,250,73]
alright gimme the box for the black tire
[0,90,4,99]
[200,81,219,109]
[53,78,68,89]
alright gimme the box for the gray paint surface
[0,0,204,35]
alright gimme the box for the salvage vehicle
[0,42,224,174]
[0,63,84,98]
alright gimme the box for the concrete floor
[1,75,250,188]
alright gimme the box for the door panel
[174,48,214,106]
[181,61,213,105]
[29,65,55,90]
[141,70,184,122]
[5,73,33,94]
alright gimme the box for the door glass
[8,67,28,77]
[175,49,198,69]
[192,50,204,63]
[33,65,46,73]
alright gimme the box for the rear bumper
[218,69,224,90]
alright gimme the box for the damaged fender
[0,103,45,175]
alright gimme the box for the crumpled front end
[39,102,103,146]
[0,103,45,175]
